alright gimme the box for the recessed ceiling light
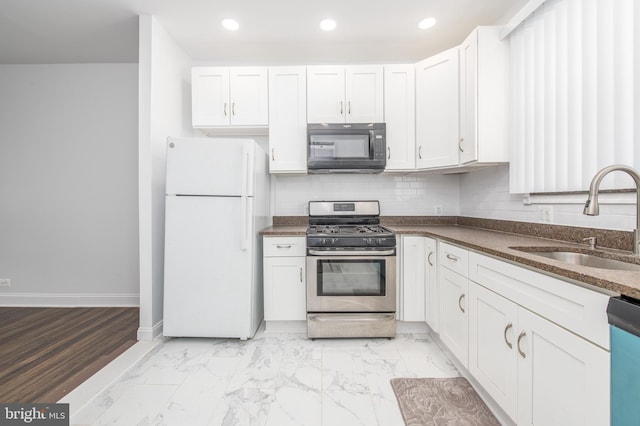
[418,17,437,30]
[320,19,337,31]
[222,18,239,31]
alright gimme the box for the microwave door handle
[369,130,375,158]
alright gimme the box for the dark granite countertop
[390,224,639,298]
[260,216,640,299]
[260,225,307,236]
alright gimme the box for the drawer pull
[427,251,434,266]
[458,294,465,313]
[517,331,527,358]
[504,322,513,349]
[446,253,459,262]
[276,245,292,249]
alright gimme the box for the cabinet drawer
[439,241,469,276]
[468,251,610,350]
[263,237,306,257]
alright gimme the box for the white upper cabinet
[307,65,384,123]
[268,67,307,173]
[415,47,460,169]
[384,65,416,171]
[191,67,268,128]
[459,27,508,165]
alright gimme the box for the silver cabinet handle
[272,148,275,161]
[458,294,465,313]
[517,331,527,358]
[427,251,434,266]
[504,322,513,349]
[347,101,351,115]
[459,138,464,152]
[299,267,303,283]
[387,146,391,160]
[276,245,292,249]
[340,101,343,115]
[446,253,459,262]
[224,102,228,116]
[418,146,422,159]
[232,102,236,116]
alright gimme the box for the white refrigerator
[163,137,270,338]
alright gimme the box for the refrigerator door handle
[241,196,249,250]
[241,146,250,197]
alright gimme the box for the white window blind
[509,0,638,193]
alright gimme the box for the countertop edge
[260,223,639,299]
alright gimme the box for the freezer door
[163,195,256,338]
[166,137,255,196]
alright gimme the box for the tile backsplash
[460,165,637,232]
[272,164,636,232]
[273,173,461,216]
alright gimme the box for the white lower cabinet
[400,235,426,322]
[467,252,610,426]
[438,266,469,368]
[424,237,438,332]
[263,237,306,321]
[400,235,438,330]
[517,307,609,426]
[468,282,518,419]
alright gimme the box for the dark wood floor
[0,307,139,403]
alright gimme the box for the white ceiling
[0,0,528,65]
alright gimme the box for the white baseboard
[137,320,163,341]
[397,321,430,334]
[264,320,307,334]
[0,293,139,307]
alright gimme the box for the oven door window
[309,134,371,160]
[317,259,385,296]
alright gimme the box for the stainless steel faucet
[583,165,640,255]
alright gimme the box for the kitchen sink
[512,247,640,272]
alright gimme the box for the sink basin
[513,248,640,272]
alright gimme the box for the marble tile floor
[71,327,459,426]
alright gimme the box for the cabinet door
[459,30,478,164]
[268,67,307,173]
[263,257,306,321]
[438,267,468,368]
[415,47,460,169]
[517,309,610,426]
[384,65,416,171]
[192,67,230,127]
[307,66,345,123]
[345,65,384,123]
[468,282,518,421]
[401,236,426,322]
[229,67,268,126]
[424,237,438,332]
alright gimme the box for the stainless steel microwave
[307,123,386,173]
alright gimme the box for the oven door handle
[307,249,395,256]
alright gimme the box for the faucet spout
[583,165,640,256]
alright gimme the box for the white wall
[138,16,193,340]
[460,165,638,231]
[0,64,139,305]
[274,173,460,216]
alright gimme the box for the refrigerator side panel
[163,196,254,338]
[166,137,248,196]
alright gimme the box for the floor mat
[390,377,500,426]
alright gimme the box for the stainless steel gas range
[306,201,397,339]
